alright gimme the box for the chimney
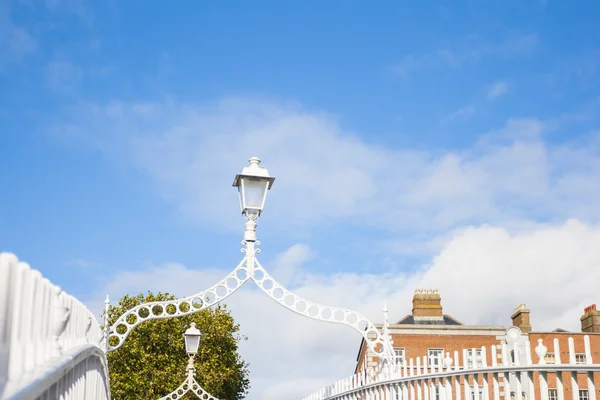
[412,289,443,320]
[511,304,532,333]
[581,304,600,333]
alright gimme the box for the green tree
[105,292,250,399]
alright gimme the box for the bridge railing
[303,335,600,400]
[0,252,110,399]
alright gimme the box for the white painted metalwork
[302,335,600,400]
[157,325,221,400]
[106,157,392,363]
[157,365,220,400]
[0,252,109,399]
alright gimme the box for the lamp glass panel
[242,178,268,211]
[185,336,200,354]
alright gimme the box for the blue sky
[2,1,600,398]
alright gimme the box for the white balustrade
[0,253,109,399]
[303,337,600,400]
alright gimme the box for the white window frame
[579,390,589,400]
[428,348,444,367]
[470,387,484,400]
[545,352,556,364]
[575,354,587,364]
[393,348,405,366]
[548,389,558,400]
[467,348,483,368]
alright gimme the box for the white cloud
[440,105,476,124]
[88,219,600,399]
[487,81,509,99]
[49,98,600,237]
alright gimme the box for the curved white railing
[303,335,600,400]
[0,252,109,399]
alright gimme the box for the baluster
[525,341,532,365]
[454,351,460,371]
[464,375,471,400]
[0,253,17,390]
[553,339,562,365]
[527,371,535,400]
[8,261,29,380]
[587,371,596,400]
[455,375,461,400]
[584,335,593,364]
[539,371,548,400]
[482,373,489,400]
[410,358,415,377]
[491,345,497,367]
[513,343,520,367]
[501,342,509,366]
[568,337,576,365]
[515,372,522,400]
[556,371,564,400]
[570,371,578,400]
[463,349,469,370]
[446,377,453,400]
[492,372,500,400]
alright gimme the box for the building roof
[395,314,463,325]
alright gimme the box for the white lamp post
[107,157,392,372]
[184,322,202,369]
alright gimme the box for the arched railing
[0,253,109,399]
[302,335,600,400]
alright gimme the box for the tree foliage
[105,292,250,399]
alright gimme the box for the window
[548,389,558,400]
[575,354,587,364]
[428,349,444,367]
[545,353,556,364]
[394,348,405,366]
[467,349,483,368]
[470,387,484,400]
[579,390,589,400]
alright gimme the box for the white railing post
[539,371,548,400]
[584,335,593,364]
[0,253,17,392]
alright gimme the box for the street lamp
[157,324,219,400]
[232,157,275,244]
[232,157,275,218]
[106,157,391,371]
[184,322,202,369]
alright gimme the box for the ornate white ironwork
[157,358,220,400]
[108,237,390,359]
[107,258,250,351]
[106,157,392,362]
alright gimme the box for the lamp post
[184,322,202,370]
[157,324,220,400]
[106,157,392,369]
[232,156,275,245]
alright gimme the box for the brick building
[354,289,600,400]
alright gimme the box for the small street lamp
[184,322,202,369]
[157,324,220,400]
